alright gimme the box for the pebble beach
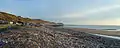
[0,26,120,48]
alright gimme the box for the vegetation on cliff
[0,12,50,23]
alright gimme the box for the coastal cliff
[0,12,51,24]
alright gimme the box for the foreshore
[69,28,120,36]
[0,26,120,48]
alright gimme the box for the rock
[0,26,120,48]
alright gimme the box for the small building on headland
[9,22,13,24]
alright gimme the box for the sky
[0,0,120,25]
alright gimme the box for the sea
[63,25,120,39]
[63,25,120,31]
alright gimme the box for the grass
[0,24,10,28]
[0,24,20,32]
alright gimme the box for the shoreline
[90,33,120,40]
[67,27,120,36]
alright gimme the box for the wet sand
[69,28,120,36]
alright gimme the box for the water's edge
[63,25,120,31]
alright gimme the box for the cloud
[58,4,120,25]
[16,0,31,1]
[62,5,120,18]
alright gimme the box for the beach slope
[0,26,120,48]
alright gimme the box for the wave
[102,29,120,31]
[90,33,120,40]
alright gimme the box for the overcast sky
[0,0,120,25]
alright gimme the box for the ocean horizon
[64,25,120,31]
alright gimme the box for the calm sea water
[64,25,120,31]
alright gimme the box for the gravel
[0,26,120,48]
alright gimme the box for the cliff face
[0,12,31,22]
[30,19,50,24]
[0,12,50,23]
[0,12,18,21]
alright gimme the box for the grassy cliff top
[0,12,50,23]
